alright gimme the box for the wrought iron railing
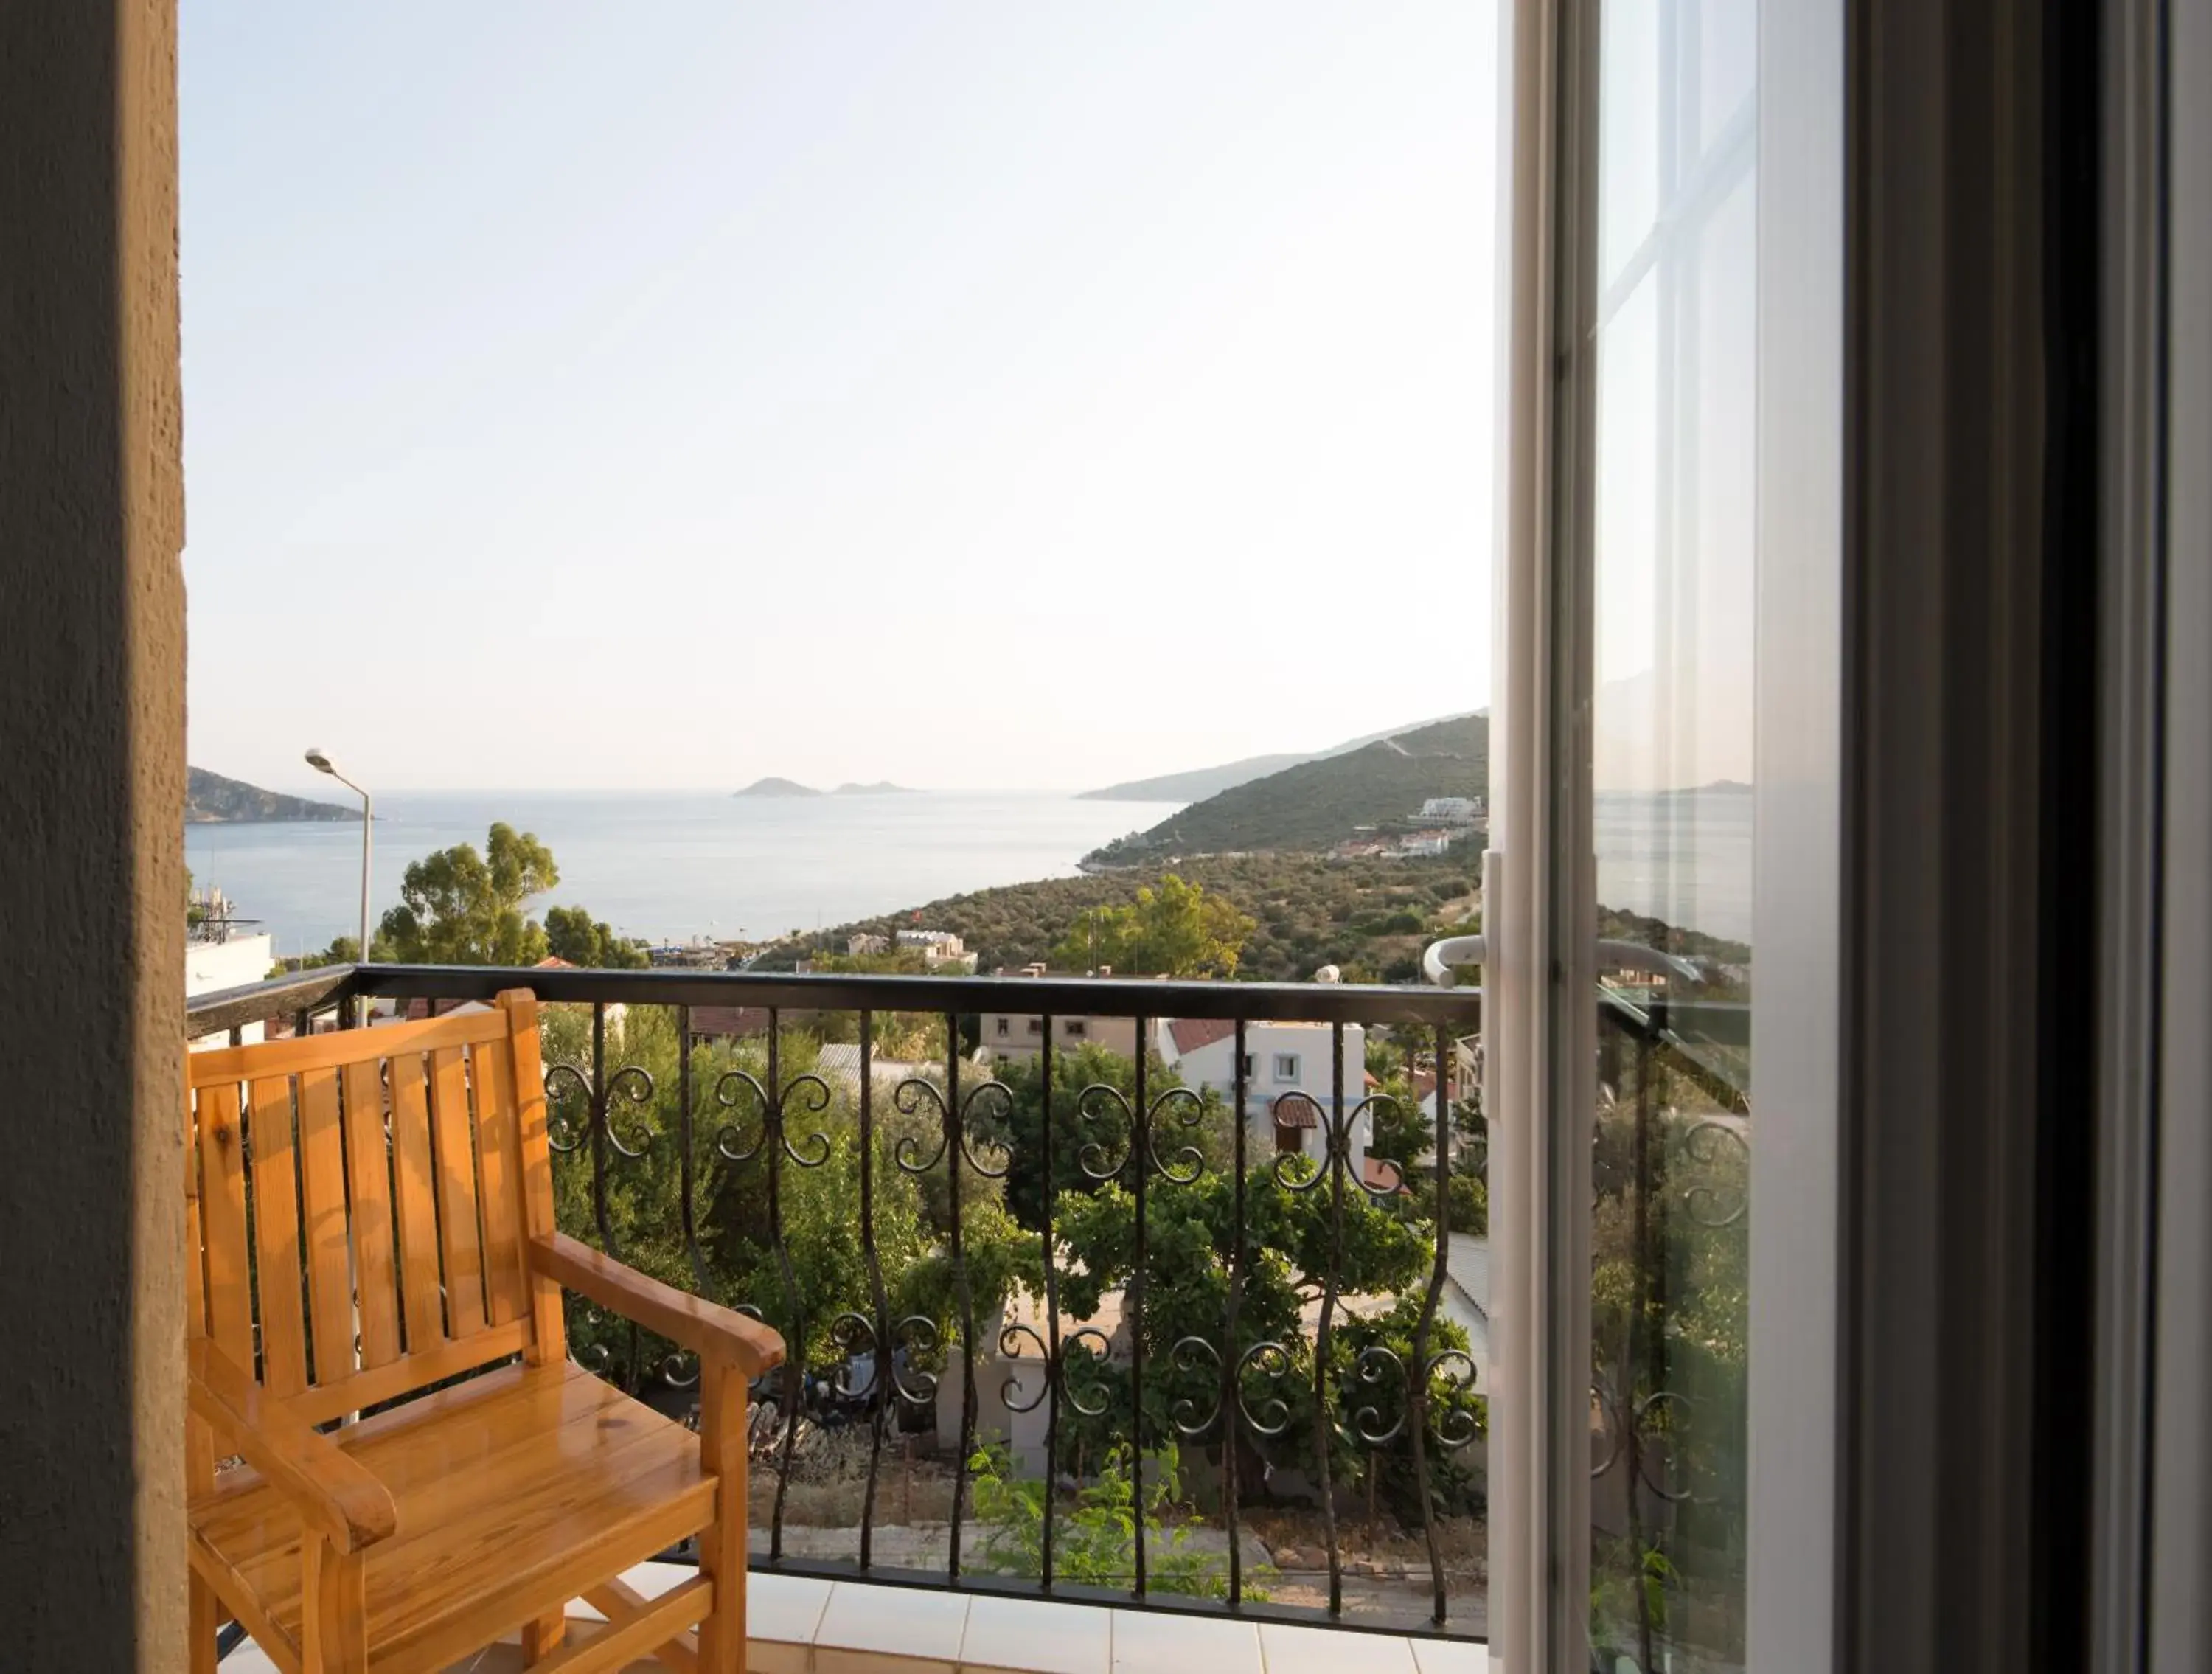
[185,956,1750,1656]
[1590,983,1750,1670]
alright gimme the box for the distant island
[734,777,915,799]
[187,766,355,824]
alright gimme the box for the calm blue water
[1594,787,1753,946]
[187,787,1755,960]
[187,791,1183,958]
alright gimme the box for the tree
[1586,1019,1750,1666]
[972,1043,1234,1234]
[536,1006,1036,1375]
[808,948,935,976]
[1051,1158,1475,1523]
[1050,874,1256,977]
[268,935,361,980]
[748,853,1481,983]
[968,1440,1262,1597]
[377,822,558,965]
[543,905,649,969]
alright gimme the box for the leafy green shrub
[967,1442,1270,1600]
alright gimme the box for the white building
[939,1289,1127,1479]
[1154,1017,1377,1185]
[895,928,978,972]
[1416,796,1484,824]
[979,965,1141,1065]
[186,925,274,1049]
[1416,1035,1484,1129]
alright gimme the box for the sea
[188,791,1183,959]
[187,787,1755,962]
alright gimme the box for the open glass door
[1577,5,1759,1667]
[1486,1,1839,1668]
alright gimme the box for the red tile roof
[1272,1099,1319,1130]
[1362,1156,1411,1194]
[1166,1018,1236,1055]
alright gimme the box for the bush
[967,1442,1270,1600]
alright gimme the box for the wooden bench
[185,988,783,1673]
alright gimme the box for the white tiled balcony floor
[218,1564,1488,1674]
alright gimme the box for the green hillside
[1075,752,1309,805]
[186,767,353,824]
[1082,714,1489,865]
[1076,712,1476,803]
[754,852,1484,984]
[751,847,1745,985]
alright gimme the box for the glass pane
[1587,2,1756,1669]
[1696,0,1759,154]
[1597,2,1664,289]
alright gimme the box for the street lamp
[305,747,372,969]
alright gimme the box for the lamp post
[305,747,372,985]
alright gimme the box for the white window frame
[2142,1,2208,1661]
[1272,1052,1301,1083]
[1492,4,1843,1669]
[1744,3,1843,1669]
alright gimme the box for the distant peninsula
[187,766,355,824]
[1078,712,1476,803]
[1081,713,1490,867]
[734,777,915,799]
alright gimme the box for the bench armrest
[187,1341,399,1552]
[527,1232,786,1378]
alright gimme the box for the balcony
[186,957,1747,1673]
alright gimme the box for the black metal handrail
[189,963,1489,1633]
[186,962,356,1039]
[366,964,1481,1025]
[184,959,1748,1652]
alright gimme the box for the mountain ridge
[1077,713,1475,803]
[1082,713,1489,865]
[186,766,355,824]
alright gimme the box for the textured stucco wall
[0,2,187,1667]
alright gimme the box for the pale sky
[180,4,1504,793]
[1590,0,1758,793]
